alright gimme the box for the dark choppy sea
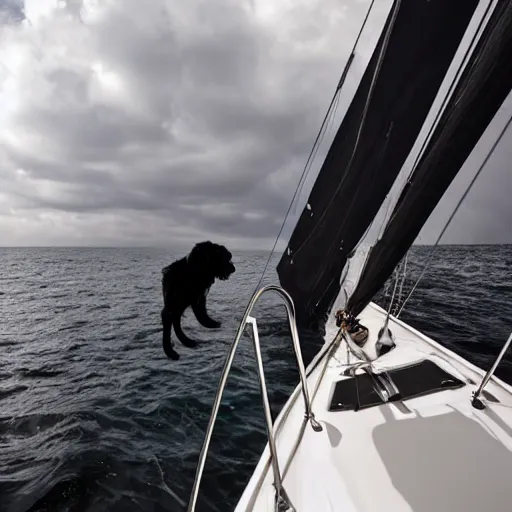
[1,245,511,512]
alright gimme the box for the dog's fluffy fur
[161,241,236,360]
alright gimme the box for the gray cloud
[0,0,510,249]
[0,0,24,23]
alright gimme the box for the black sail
[348,0,512,317]
[276,0,479,328]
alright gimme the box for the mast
[276,0,480,328]
[348,0,512,317]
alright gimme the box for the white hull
[234,302,512,512]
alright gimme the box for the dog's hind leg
[172,312,198,348]
[192,296,221,329]
[161,308,180,360]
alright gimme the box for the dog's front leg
[192,295,221,329]
[161,308,180,360]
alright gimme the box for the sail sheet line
[396,110,512,317]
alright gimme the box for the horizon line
[0,242,511,250]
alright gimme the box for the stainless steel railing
[187,285,323,512]
[471,331,512,410]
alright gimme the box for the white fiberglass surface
[237,303,512,512]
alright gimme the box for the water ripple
[0,246,510,511]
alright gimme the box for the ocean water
[0,245,510,512]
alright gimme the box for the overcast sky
[0,0,510,249]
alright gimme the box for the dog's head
[188,241,236,280]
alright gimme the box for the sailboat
[187,0,512,510]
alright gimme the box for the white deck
[235,302,512,512]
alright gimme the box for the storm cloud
[0,0,510,249]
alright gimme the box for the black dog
[161,241,236,360]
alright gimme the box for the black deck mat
[329,373,383,412]
[328,359,466,412]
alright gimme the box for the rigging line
[252,90,340,294]
[376,193,395,241]
[292,90,342,216]
[334,143,388,271]
[341,137,396,267]
[410,0,496,168]
[281,0,377,220]
[302,0,404,312]
[288,0,402,262]
[292,80,345,217]
[306,121,393,312]
[333,121,396,298]
[336,185,393,298]
[384,0,496,232]
[387,262,401,319]
[291,88,339,211]
[420,3,496,172]
[393,251,408,315]
[252,0,379,293]
[310,132,391,313]
[396,109,512,318]
[343,0,498,312]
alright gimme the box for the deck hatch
[328,359,465,412]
